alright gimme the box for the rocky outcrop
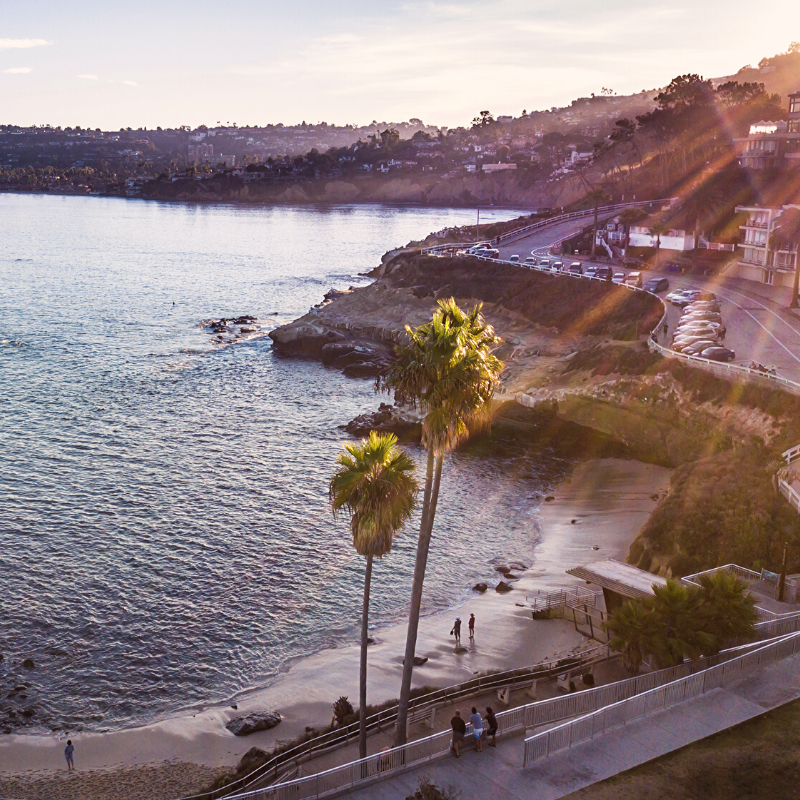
[226,711,282,736]
[344,403,421,438]
[201,315,266,347]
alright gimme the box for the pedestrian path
[341,651,800,800]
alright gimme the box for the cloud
[0,38,51,50]
[77,74,99,80]
[3,67,32,74]
[109,79,138,86]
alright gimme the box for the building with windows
[734,204,800,286]
[735,90,800,169]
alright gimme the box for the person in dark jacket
[450,617,462,646]
[450,710,466,757]
[485,706,498,747]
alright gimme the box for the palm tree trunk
[394,449,435,746]
[359,554,373,760]
[591,202,599,257]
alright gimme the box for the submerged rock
[226,711,282,736]
[22,658,35,669]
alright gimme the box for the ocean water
[0,194,570,734]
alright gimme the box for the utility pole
[476,206,480,243]
[779,541,788,602]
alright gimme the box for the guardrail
[421,197,677,255]
[526,587,600,613]
[221,636,779,800]
[171,646,609,800]
[523,630,800,766]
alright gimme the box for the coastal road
[495,215,615,262]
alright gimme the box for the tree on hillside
[769,207,800,308]
[329,431,418,759]
[378,299,503,746]
[471,110,494,128]
[617,207,648,254]
[586,189,609,257]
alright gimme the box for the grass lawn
[562,699,800,800]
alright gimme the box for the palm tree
[606,600,654,674]
[378,298,503,746]
[586,189,609,257]
[769,207,800,308]
[329,431,418,759]
[696,571,758,653]
[648,220,669,252]
[646,579,713,668]
[617,207,648,255]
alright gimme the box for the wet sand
[0,457,670,799]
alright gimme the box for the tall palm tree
[329,431,418,759]
[769,207,800,308]
[696,571,758,653]
[586,189,609,257]
[378,298,503,746]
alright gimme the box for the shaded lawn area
[562,699,800,800]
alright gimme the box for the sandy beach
[0,456,670,800]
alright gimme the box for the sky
[1,0,799,130]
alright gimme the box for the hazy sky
[1,0,798,129]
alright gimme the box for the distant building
[734,204,800,287]
[628,218,696,251]
[481,162,517,173]
[187,143,214,163]
[735,90,800,169]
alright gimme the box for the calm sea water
[0,195,570,734]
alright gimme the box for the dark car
[595,266,613,280]
[700,346,735,362]
[643,277,670,293]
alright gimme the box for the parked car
[467,245,490,254]
[595,266,613,280]
[673,290,702,307]
[685,301,722,314]
[484,248,500,259]
[666,288,693,304]
[676,323,725,337]
[612,271,626,284]
[623,256,644,267]
[509,254,520,263]
[552,261,564,271]
[696,291,717,301]
[524,256,536,267]
[623,271,643,288]
[644,277,670,293]
[679,340,719,355]
[568,262,583,275]
[584,265,598,278]
[700,346,735,362]
[682,312,722,324]
[538,258,551,268]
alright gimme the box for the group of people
[450,706,498,757]
[450,613,475,646]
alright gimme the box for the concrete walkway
[341,651,800,800]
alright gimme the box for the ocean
[0,194,570,734]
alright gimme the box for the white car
[524,256,536,267]
[666,288,693,304]
[538,258,551,269]
[509,254,520,263]
[612,272,626,284]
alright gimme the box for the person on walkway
[64,740,75,771]
[450,710,466,757]
[469,707,483,752]
[485,706,498,747]
[450,617,462,646]
[663,322,668,340]
[468,613,475,639]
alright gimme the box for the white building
[734,204,800,287]
[481,162,517,173]
[628,222,695,251]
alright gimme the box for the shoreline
[0,456,671,799]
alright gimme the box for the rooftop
[566,559,668,599]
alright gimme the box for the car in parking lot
[666,288,693,304]
[676,322,725,337]
[509,254,520,263]
[700,346,735,362]
[623,271,642,288]
[568,262,583,275]
[584,265,598,278]
[595,266,613,280]
[612,271,626,284]
[538,258,550,269]
[673,290,702,307]
[524,256,536,267]
[682,312,722,324]
[623,256,644,267]
[644,277,670,293]
[678,340,719,355]
[552,261,564,271]
[483,248,500,259]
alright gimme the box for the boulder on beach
[239,746,269,769]
[226,711,282,736]
[472,582,488,593]
[495,581,513,593]
[22,658,35,669]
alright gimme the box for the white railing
[526,586,599,612]
[523,630,800,766]
[221,637,777,800]
[421,198,677,255]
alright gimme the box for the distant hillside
[713,45,800,102]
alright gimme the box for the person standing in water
[450,617,462,646]
[64,740,75,771]
[468,613,475,639]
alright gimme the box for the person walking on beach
[450,617,462,646]
[64,740,75,771]
[450,710,466,757]
[468,613,475,639]
[485,706,498,747]
[470,707,484,752]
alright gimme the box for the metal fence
[221,637,776,800]
[523,631,800,766]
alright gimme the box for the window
[789,120,800,134]
[790,98,800,114]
